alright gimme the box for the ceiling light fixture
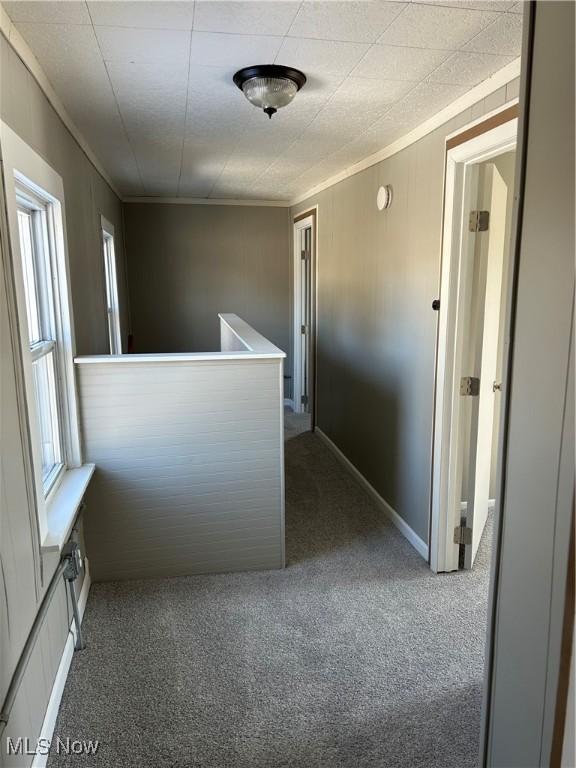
[233,65,307,119]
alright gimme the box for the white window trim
[1,120,86,551]
[100,215,122,355]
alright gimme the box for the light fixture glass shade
[234,66,306,118]
[242,76,298,111]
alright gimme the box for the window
[101,217,122,355]
[16,187,65,494]
[2,121,86,550]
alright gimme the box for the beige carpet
[48,420,492,767]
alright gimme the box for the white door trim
[430,118,518,573]
[292,208,317,415]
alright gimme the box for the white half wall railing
[74,314,286,581]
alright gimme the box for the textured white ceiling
[3,0,523,200]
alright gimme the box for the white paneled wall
[76,317,285,581]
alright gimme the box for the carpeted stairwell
[48,418,492,768]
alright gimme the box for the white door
[463,163,508,567]
[430,117,517,574]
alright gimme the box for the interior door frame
[292,208,318,425]
[430,114,518,573]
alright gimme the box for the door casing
[292,208,318,423]
[430,116,518,573]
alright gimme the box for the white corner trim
[31,559,92,768]
[290,58,521,207]
[316,428,429,561]
[283,398,295,410]
[0,9,122,200]
[122,196,290,207]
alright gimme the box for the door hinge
[469,210,490,232]
[454,523,472,546]
[301,250,310,260]
[301,324,307,335]
[301,394,308,405]
[460,376,480,396]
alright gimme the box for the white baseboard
[316,428,429,562]
[283,398,295,410]
[31,559,92,768]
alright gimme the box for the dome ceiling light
[233,65,307,119]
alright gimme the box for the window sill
[42,464,95,552]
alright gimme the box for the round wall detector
[377,185,393,211]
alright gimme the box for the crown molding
[290,58,521,207]
[122,196,290,207]
[0,5,123,200]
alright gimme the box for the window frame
[1,121,82,547]
[16,190,66,496]
[100,215,122,355]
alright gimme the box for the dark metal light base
[233,64,306,119]
[233,64,307,91]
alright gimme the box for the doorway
[430,114,518,573]
[293,210,317,424]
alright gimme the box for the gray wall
[0,29,126,764]
[485,1,575,764]
[123,203,291,382]
[1,35,129,356]
[292,79,520,545]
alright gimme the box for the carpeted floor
[48,415,493,768]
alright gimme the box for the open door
[462,162,509,567]
[430,114,517,574]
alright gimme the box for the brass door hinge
[460,376,480,396]
[469,210,490,232]
[454,524,472,546]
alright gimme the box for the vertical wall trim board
[484,2,575,764]
[480,2,535,768]
[481,3,534,761]
[316,428,429,561]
